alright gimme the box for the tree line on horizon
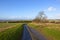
[0,11,60,23]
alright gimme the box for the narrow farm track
[22,24,47,40]
[22,24,32,40]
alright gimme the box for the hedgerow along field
[28,23,60,40]
[0,23,23,40]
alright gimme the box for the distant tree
[33,11,47,23]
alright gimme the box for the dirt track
[22,24,47,40]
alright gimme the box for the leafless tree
[33,11,47,23]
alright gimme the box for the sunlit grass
[0,23,19,28]
[43,28,60,40]
[0,23,23,40]
[28,23,60,40]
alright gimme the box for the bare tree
[33,11,47,23]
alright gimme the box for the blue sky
[0,0,60,20]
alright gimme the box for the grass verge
[0,24,23,40]
[28,23,60,40]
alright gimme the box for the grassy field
[0,23,19,28]
[0,23,23,40]
[28,23,60,40]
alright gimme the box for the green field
[0,23,19,28]
[28,23,60,40]
[0,23,23,40]
[0,23,60,40]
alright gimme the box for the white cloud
[44,6,56,12]
[48,7,56,11]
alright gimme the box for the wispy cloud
[48,6,56,11]
[44,6,56,12]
